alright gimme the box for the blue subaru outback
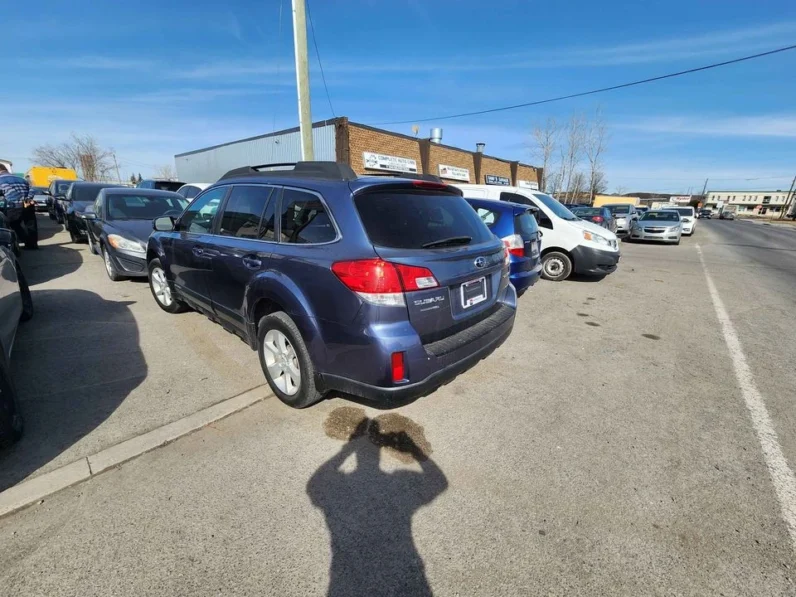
[147,162,516,409]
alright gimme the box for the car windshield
[606,205,631,215]
[106,194,188,220]
[641,211,680,221]
[153,181,185,192]
[72,185,118,203]
[355,190,493,249]
[572,208,600,216]
[674,208,694,216]
[531,193,579,221]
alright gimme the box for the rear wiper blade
[421,236,472,249]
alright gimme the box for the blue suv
[465,198,542,296]
[147,162,517,408]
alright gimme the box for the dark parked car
[146,162,516,409]
[699,209,713,219]
[64,182,125,242]
[84,188,188,281]
[0,223,33,447]
[137,179,185,192]
[48,179,77,223]
[465,198,542,296]
[30,186,50,212]
[719,211,736,220]
[570,205,617,233]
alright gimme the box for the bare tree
[559,115,586,201]
[569,171,588,201]
[32,134,115,181]
[531,117,558,192]
[585,108,608,201]
[154,163,176,180]
[591,170,608,196]
[614,185,628,196]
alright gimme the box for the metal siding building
[175,123,337,182]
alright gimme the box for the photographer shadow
[308,413,448,597]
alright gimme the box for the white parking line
[696,243,796,550]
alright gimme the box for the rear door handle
[242,255,262,269]
[192,247,204,257]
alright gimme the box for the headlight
[582,230,611,246]
[108,234,146,254]
[667,226,680,233]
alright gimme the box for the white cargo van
[453,184,620,281]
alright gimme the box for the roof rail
[218,161,358,181]
[363,172,445,183]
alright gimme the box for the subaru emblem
[474,256,487,269]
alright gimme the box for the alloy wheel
[151,267,173,307]
[262,330,301,396]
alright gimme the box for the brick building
[175,117,541,188]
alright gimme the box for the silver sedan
[628,211,682,244]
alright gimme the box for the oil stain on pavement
[323,406,432,462]
[585,321,601,327]
[642,333,661,340]
[576,313,589,317]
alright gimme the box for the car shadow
[0,289,146,492]
[17,216,83,286]
[308,411,448,597]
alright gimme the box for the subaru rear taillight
[593,216,604,223]
[502,234,524,258]
[331,259,438,306]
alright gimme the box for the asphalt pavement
[2,217,796,596]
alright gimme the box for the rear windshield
[573,207,600,216]
[355,190,493,249]
[607,205,631,214]
[674,208,694,216]
[153,181,185,192]
[514,211,539,238]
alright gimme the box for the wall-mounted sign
[517,179,539,191]
[363,152,417,173]
[438,164,470,181]
[670,195,691,204]
[485,174,510,186]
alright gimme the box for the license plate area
[460,276,487,309]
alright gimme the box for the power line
[305,0,335,117]
[374,43,796,125]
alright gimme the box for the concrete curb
[0,385,271,519]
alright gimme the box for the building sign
[362,152,417,174]
[438,164,470,181]
[517,179,539,191]
[670,195,691,204]
[485,174,510,186]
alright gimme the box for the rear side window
[514,211,539,238]
[355,190,493,249]
[475,207,500,227]
[219,185,274,239]
[279,189,336,244]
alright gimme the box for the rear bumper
[572,245,619,276]
[509,258,542,294]
[318,304,515,408]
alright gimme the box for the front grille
[423,304,514,358]
[645,227,666,233]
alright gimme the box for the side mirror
[153,216,176,232]
[82,212,97,220]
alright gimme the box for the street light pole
[292,0,314,160]
[779,175,795,220]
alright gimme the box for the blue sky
[2,0,795,193]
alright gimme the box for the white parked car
[175,183,211,201]
[669,207,696,235]
[453,184,620,281]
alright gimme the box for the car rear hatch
[351,182,507,343]
[513,207,541,262]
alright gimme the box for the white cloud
[619,114,796,138]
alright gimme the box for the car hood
[571,218,618,240]
[636,220,680,228]
[105,219,155,243]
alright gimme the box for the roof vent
[430,128,443,144]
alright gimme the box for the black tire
[17,265,33,322]
[148,258,186,313]
[49,211,56,221]
[101,245,125,282]
[257,312,322,409]
[0,360,23,449]
[541,251,573,282]
[67,222,80,243]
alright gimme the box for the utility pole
[292,0,314,160]
[779,175,796,220]
[112,152,121,184]
[699,178,709,208]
